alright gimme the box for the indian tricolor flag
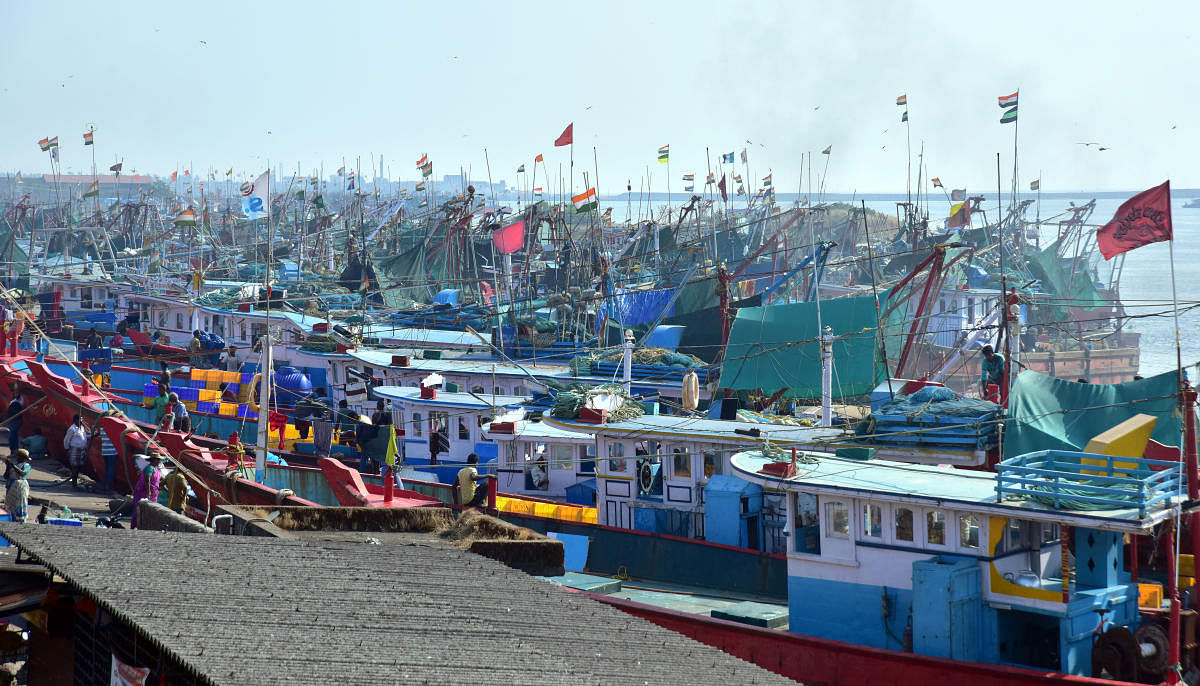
[896,94,907,106]
[418,198,428,208]
[415,153,428,167]
[83,180,99,198]
[682,173,694,182]
[83,131,94,145]
[572,187,598,213]
[657,145,669,163]
[533,187,543,197]
[1030,179,1040,191]
[415,180,425,192]
[762,172,772,187]
[174,208,197,227]
[998,91,1018,108]
[38,136,58,151]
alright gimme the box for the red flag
[493,219,525,255]
[717,174,727,203]
[554,123,573,147]
[1096,181,1172,260]
[535,153,544,163]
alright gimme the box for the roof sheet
[0,524,793,686]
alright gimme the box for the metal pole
[622,329,634,395]
[821,326,832,427]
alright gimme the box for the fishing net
[549,383,645,422]
[591,347,705,368]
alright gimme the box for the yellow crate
[1139,582,1164,609]
[192,369,210,384]
[183,401,198,412]
[532,502,560,520]
[198,389,219,402]
[580,507,598,525]
[218,402,238,417]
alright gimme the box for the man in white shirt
[63,414,91,489]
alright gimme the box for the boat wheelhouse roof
[373,385,526,410]
[729,449,1180,534]
[357,326,485,349]
[350,348,691,393]
[483,419,594,442]
[200,305,323,330]
[542,414,993,466]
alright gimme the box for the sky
[2,0,1198,195]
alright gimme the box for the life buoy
[682,370,699,411]
[637,459,655,495]
[247,372,262,414]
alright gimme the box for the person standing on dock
[456,453,493,508]
[979,345,1007,404]
[63,414,90,489]
[130,454,163,528]
[4,450,30,523]
[162,460,188,514]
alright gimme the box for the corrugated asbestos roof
[0,524,795,685]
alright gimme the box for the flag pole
[666,147,672,224]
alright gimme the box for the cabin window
[411,412,422,437]
[895,507,914,542]
[1041,523,1061,544]
[504,442,518,466]
[176,313,184,330]
[608,442,626,471]
[862,503,882,539]
[927,511,947,546]
[703,451,721,478]
[513,385,527,397]
[580,444,595,474]
[240,323,247,340]
[672,448,691,479]
[493,386,503,395]
[158,312,167,328]
[967,297,975,323]
[959,514,981,550]
[471,385,484,394]
[457,418,470,441]
[251,324,266,343]
[793,493,821,554]
[824,502,849,539]
[552,444,573,470]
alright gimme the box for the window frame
[824,501,849,540]
[926,510,948,548]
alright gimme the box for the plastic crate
[198,389,219,402]
[196,401,219,414]
[219,402,238,417]
[143,383,159,397]
[190,379,206,390]
[183,401,198,412]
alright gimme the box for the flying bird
[1098,147,1111,151]
[813,106,820,110]
[880,145,887,150]
[881,129,888,134]
[199,40,207,45]
[585,105,592,110]
[1076,142,1100,147]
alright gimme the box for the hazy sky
[2,1,1197,195]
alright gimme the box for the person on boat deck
[294,392,327,440]
[363,409,393,475]
[4,451,30,523]
[188,330,205,369]
[109,328,124,350]
[4,391,23,456]
[86,327,102,350]
[334,399,356,440]
[353,414,378,474]
[456,453,494,508]
[979,345,1007,402]
[225,346,241,373]
[130,454,163,529]
[153,385,171,425]
[162,459,189,514]
[64,414,90,489]
[219,382,238,403]
[169,393,191,434]
[20,428,45,463]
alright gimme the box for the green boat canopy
[1004,369,1182,459]
[718,294,887,400]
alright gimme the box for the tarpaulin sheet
[596,286,678,330]
[1025,238,1106,318]
[718,294,886,400]
[1004,369,1181,459]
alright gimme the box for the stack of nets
[591,347,706,368]
[549,383,645,422]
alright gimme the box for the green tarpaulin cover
[1004,369,1181,459]
[718,294,886,400]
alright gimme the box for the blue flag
[721,152,734,163]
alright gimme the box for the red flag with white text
[1096,181,1172,259]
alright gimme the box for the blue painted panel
[912,556,982,661]
[787,576,913,651]
[504,512,786,598]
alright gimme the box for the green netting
[1026,238,1106,319]
[1003,370,1181,459]
[718,294,887,400]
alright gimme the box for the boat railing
[996,449,1184,517]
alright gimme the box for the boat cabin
[482,418,596,498]
[730,447,1183,678]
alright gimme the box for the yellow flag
[384,426,397,465]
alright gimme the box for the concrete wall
[136,501,212,534]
